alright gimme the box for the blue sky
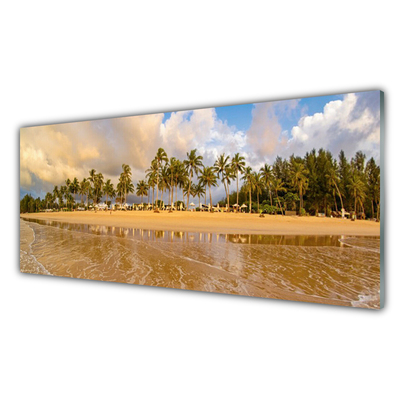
[164,93,345,139]
[21,91,380,202]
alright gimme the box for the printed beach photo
[20,91,382,308]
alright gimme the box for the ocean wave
[20,220,52,276]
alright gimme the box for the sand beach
[20,210,380,236]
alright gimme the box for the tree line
[20,147,380,219]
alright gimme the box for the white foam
[20,220,53,276]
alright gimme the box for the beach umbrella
[233,203,239,207]
[190,202,195,206]
[241,204,247,208]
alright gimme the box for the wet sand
[20,218,381,308]
[21,210,380,236]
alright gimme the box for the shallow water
[20,218,381,308]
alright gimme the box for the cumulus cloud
[20,92,380,203]
[285,92,380,161]
[20,113,164,198]
[20,107,244,201]
[159,108,246,163]
[245,99,300,165]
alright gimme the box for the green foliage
[24,148,380,221]
[284,192,299,211]
[261,204,279,214]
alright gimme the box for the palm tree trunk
[209,184,212,211]
[175,179,178,209]
[269,184,273,206]
[236,171,239,211]
[300,186,303,210]
[334,181,344,212]
[249,189,252,213]
[257,191,259,213]
[155,173,159,209]
[227,180,230,210]
[354,192,357,215]
[223,179,228,207]
[187,170,192,210]
[170,176,174,206]
[276,190,283,215]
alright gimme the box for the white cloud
[20,113,164,197]
[285,93,380,161]
[20,92,380,203]
[245,100,301,165]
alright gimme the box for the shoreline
[20,211,380,236]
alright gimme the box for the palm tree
[184,149,203,210]
[167,157,178,207]
[199,167,218,210]
[58,186,66,209]
[172,160,186,209]
[366,158,380,219]
[183,180,195,207]
[44,192,52,210]
[65,178,71,197]
[253,172,263,213]
[214,153,231,209]
[60,185,68,209]
[192,183,205,209]
[125,181,134,206]
[136,180,148,207]
[326,163,344,213]
[116,181,124,208]
[93,173,104,205]
[146,159,158,206]
[272,178,286,215]
[154,148,168,210]
[121,164,132,205]
[88,170,98,205]
[83,178,91,207]
[88,169,96,189]
[103,179,114,208]
[347,175,367,216]
[79,179,88,207]
[65,192,73,210]
[230,153,246,211]
[260,163,274,206]
[70,177,79,210]
[116,173,132,207]
[161,165,170,207]
[242,166,255,213]
[53,186,59,210]
[290,159,308,212]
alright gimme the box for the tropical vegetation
[20,148,380,220]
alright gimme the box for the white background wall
[2,2,398,399]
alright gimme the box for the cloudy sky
[20,90,381,203]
